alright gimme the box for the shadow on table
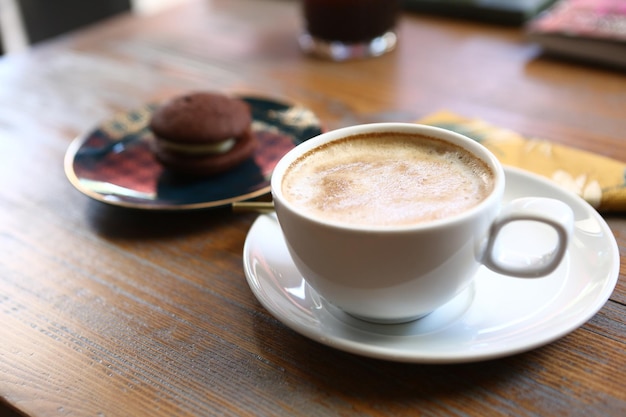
[84,199,253,240]
[0,401,29,417]
[249,310,555,407]
[526,49,626,75]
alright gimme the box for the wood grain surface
[0,0,624,416]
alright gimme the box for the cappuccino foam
[281,132,494,227]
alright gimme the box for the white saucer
[243,167,619,363]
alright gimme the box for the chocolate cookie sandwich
[149,92,256,177]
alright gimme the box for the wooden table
[1,0,624,415]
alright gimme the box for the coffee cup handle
[482,197,574,278]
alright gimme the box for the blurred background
[0,0,189,54]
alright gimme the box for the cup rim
[271,122,505,232]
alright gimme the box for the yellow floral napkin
[418,111,626,212]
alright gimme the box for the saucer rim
[243,166,620,363]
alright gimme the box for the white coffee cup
[270,123,574,323]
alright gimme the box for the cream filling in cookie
[158,138,236,155]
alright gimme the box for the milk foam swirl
[282,133,494,227]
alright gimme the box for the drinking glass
[299,0,401,61]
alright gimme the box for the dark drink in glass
[299,0,400,61]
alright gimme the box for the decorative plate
[64,96,322,210]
